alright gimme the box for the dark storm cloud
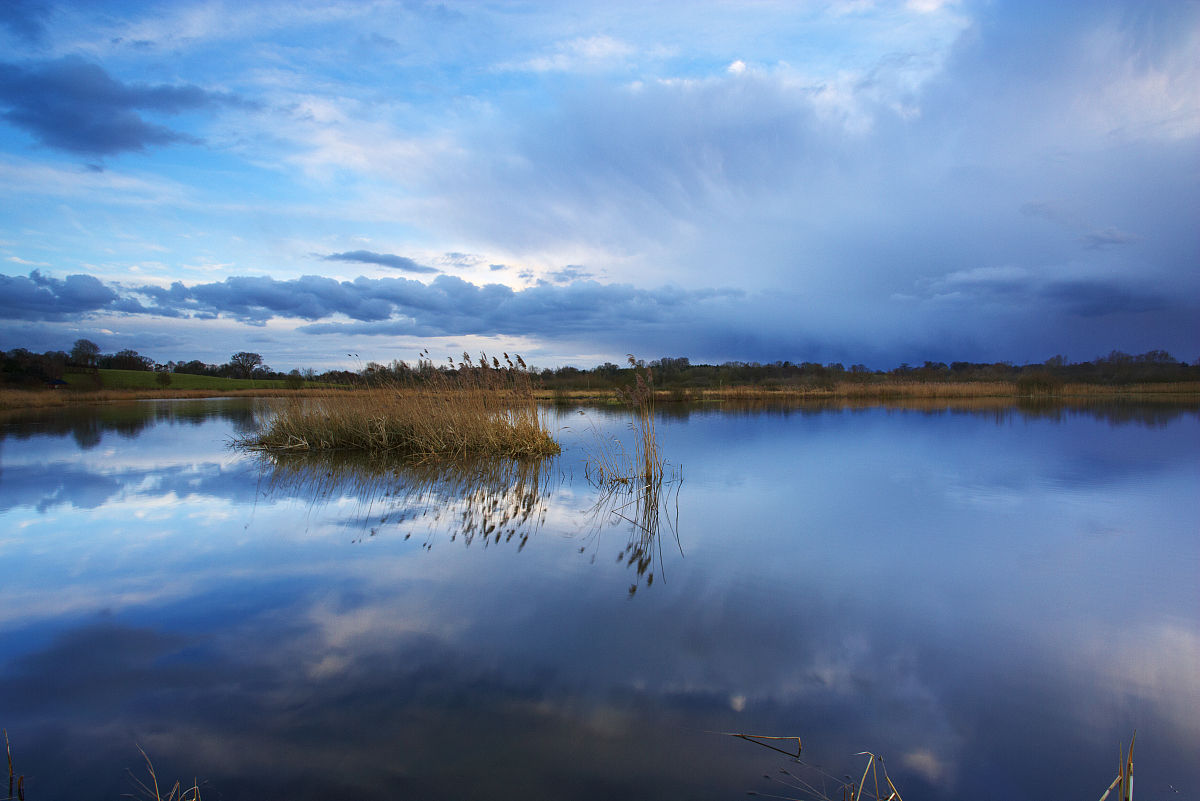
[1040,279,1166,317]
[106,272,735,336]
[5,265,1191,366]
[322,250,439,274]
[0,56,246,155]
[921,267,1177,319]
[0,270,117,320]
[0,0,50,43]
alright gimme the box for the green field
[63,369,298,390]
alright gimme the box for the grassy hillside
[63,370,295,390]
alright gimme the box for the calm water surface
[1,399,1197,800]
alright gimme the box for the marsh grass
[583,356,666,485]
[241,352,559,459]
[0,386,346,411]
[686,380,1200,402]
[578,357,682,595]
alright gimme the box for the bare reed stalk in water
[584,355,664,485]
[241,352,559,459]
[127,746,203,801]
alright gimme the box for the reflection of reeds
[256,449,554,551]
[127,746,203,801]
[737,732,1138,801]
[733,735,905,801]
[582,466,682,597]
[241,353,559,459]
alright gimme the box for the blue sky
[1,0,1196,370]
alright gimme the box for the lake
[1,398,1197,800]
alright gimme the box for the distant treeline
[2,338,1197,390]
[368,350,1200,391]
[0,339,359,388]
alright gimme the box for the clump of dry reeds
[584,356,663,485]
[241,352,559,459]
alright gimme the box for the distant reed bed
[0,386,343,411]
[697,380,1018,400]
[241,352,559,459]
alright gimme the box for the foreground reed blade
[732,735,904,801]
[4,728,22,801]
[239,352,559,459]
[127,746,203,801]
[1096,732,1136,801]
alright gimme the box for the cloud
[543,265,595,284]
[1040,278,1166,317]
[322,250,439,274]
[1081,227,1140,249]
[0,56,246,155]
[505,35,637,73]
[2,269,742,345]
[437,252,485,269]
[0,0,49,43]
[918,266,1171,318]
[1021,202,1142,250]
[0,270,118,321]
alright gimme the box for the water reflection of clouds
[1,401,1197,800]
[3,538,1197,801]
[0,461,261,513]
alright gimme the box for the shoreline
[2,381,1198,412]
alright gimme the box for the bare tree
[70,338,100,367]
[229,351,265,378]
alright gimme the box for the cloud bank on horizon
[0,0,1196,369]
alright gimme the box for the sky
[0,0,1197,371]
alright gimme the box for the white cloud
[902,748,952,783]
[505,35,637,73]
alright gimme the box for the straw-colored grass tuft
[240,352,559,459]
[584,356,664,485]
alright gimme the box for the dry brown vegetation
[241,352,559,459]
[691,379,1200,401]
[3,378,1195,413]
[0,386,345,411]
